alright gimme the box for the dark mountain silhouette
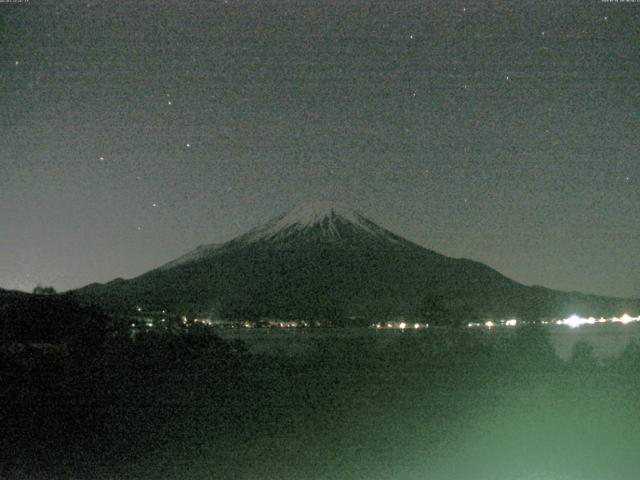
[71,202,639,325]
[0,288,119,346]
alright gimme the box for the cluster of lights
[373,322,428,330]
[130,306,329,331]
[276,321,301,328]
[466,314,640,329]
[467,319,517,328]
[189,318,318,328]
[555,313,640,329]
[268,320,322,328]
[130,306,639,333]
[130,318,163,330]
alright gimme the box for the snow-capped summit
[157,201,402,270]
[237,200,400,244]
[270,201,363,228]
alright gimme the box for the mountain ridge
[72,202,640,324]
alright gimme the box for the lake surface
[7,320,640,480]
[215,323,640,360]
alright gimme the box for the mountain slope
[73,202,639,324]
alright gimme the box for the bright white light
[614,314,640,325]
[555,313,640,328]
[563,315,585,328]
[570,315,593,327]
[484,321,495,328]
[505,319,517,327]
[399,322,407,330]
[414,323,420,329]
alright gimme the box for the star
[15,61,19,66]
[409,34,414,40]
[99,156,104,161]
[137,226,143,231]
[167,100,172,105]
[186,143,191,148]
[152,202,158,207]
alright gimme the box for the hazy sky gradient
[1,0,638,297]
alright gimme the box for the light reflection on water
[212,323,640,480]
[547,322,640,360]
[215,322,640,360]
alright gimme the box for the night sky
[1,0,638,297]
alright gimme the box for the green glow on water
[5,325,640,479]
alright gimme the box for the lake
[214,322,640,360]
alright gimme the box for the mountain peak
[157,201,401,270]
[274,201,362,227]
[238,201,395,244]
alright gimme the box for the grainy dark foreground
[3,322,640,480]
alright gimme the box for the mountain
[72,201,639,325]
[0,288,117,346]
